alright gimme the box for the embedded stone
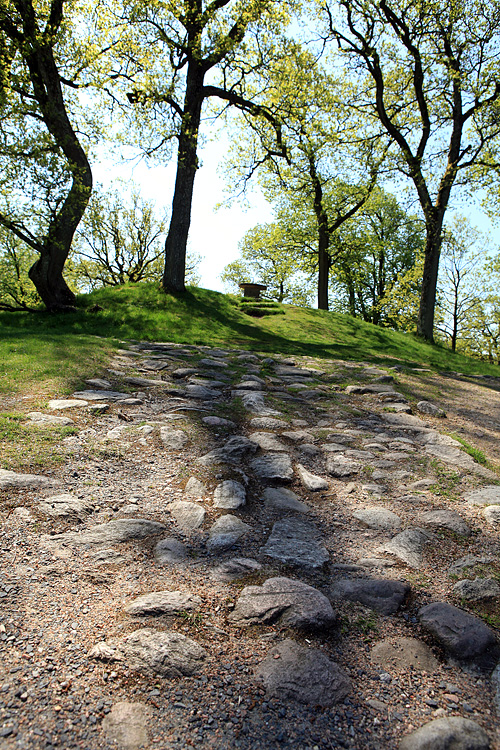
[452,578,500,602]
[352,508,401,530]
[326,455,361,477]
[483,505,500,525]
[185,384,221,400]
[213,480,246,509]
[260,517,329,568]
[250,417,288,430]
[125,590,201,616]
[184,477,207,499]
[102,702,150,750]
[262,487,310,513]
[329,578,409,615]
[202,416,236,428]
[250,453,294,482]
[240,391,280,415]
[416,401,446,417]
[49,519,166,546]
[296,464,329,491]
[419,510,471,536]
[249,432,288,451]
[155,538,188,565]
[399,717,490,750]
[38,493,94,521]
[370,637,439,673]
[48,399,88,409]
[0,468,60,490]
[160,427,189,449]
[169,501,205,530]
[211,557,262,582]
[207,515,251,551]
[464,486,500,506]
[26,411,74,426]
[119,628,207,677]
[377,528,432,569]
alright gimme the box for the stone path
[1,344,500,749]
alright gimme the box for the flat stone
[381,413,429,430]
[250,417,288,430]
[300,444,322,456]
[448,555,495,576]
[38,493,94,521]
[229,577,337,630]
[72,390,131,401]
[240,391,280,416]
[260,517,329,568]
[329,578,410,615]
[155,538,188,565]
[416,400,446,417]
[233,381,263,391]
[465,486,500,506]
[370,637,439,672]
[419,601,500,670]
[250,453,294,482]
[0,468,60,490]
[419,510,470,536]
[118,628,206,676]
[85,378,112,389]
[199,358,229,368]
[424,444,480,471]
[326,455,361,477]
[102,702,150,750]
[207,515,251,551]
[361,483,387,496]
[399,717,490,750]
[275,366,315,378]
[452,578,500,601]
[91,548,127,566]
[197,435,258,466]
[184,477,207,499]
[249,432,288,451]
[172,368,197,379]
[213,480,246,509]
[125,590,201,616]
[211,557,262,582]
[484,505,500,525]
[26,411,74,426]
[50,519,166,546]
[169,501,205,530]
[377,528,432,569]
[202,416,236,428]
[345,385,395,394]
[160,427,189,449]
[48,399,88,409]
[296,464,329,491]
[262,487,310,513]
[185,384,221,400]
[353,508,401,530]
[255,639,350,707]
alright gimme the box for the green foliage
[0,228,41,310]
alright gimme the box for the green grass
[448,434,489,467]
[0,412,77,471]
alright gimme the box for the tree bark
[416,211,445,342]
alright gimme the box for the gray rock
[211,557,262,582]
[207,515,251,551]
[353,508,401,530]
[213,480,246,509]
[120,628,207,676]
[240,391,280,416]
[329,578,410,615]
[361,483,387,496]
[377,528,432,569]
[424,443,479,471]
[381,413,429,430]
[296,464,329,491]
[281,430,314,442]
[72,389,131,401]
[233,381,263,391]
[160,427,189,449]
[91,548,127,566]
[260,517,329,568]
[452,578,500,601]
[416,400,446,417]
[48,398,88,409]
[169,501,205,530]
[172,367,197,379]
[249,432,288,451]
[185,384,221,400]
[326,455,361,477]
[484,505,500,525]
[199,357,228,368]
[419,510,471,536]
[229,577,337,630]
[0,468,60,490]
[155,538,187,565]
[275,366,315,378]
[448,555,494,576]
[250,417,288,430]
[255,639,350,706]
[50,519,166,546]
[85,378,112,389]
[202,416,236,428]
[370,637,439,672]
[464,485,500,506]
[184,477,207,499]
[399,717,490,750]
[26,411,74,426]
[262,487,310,513]
[250,453,294,482]
[125,590,202,616]
[345,385,395,395]
[419,601,500,670]
[37,493,94,521]
[197,435,258,465]
[102,702,150,750]
[300,444,322,457]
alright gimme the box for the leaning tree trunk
[163,63,204,293]
[417,212,445,342]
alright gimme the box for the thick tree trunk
[417,213,444,342]
[317,231,330,310]
[163,63,204,293]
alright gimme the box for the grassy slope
[1,283,499,398]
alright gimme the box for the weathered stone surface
[370,637,439,672]
[483,505,500,525]
[229,577,336,630]
[38,493,94,520]
[255,639,351,706]
[213,480,246,509]
[51,519,166,546]
[185,384,221,400]
[399,717,490,750]
[452,578,500,601]
[250,453,294,482]
[160,427,189,449]
[275,365,315,378]
[250,417,288,430]
[296,464,329,491]
[184,477,207,499]
[419,601,500,670]
[464,485,500,506]
[26,411,74,426]
[248,432,288,451]
[240,391,280,415]
[326,455,361,477]
[282,430,314,442]
[197,435,258,465]
[199,357,228,368]
[211,557,262,582]
[102,702,150,750]
[207,515,251,551]
[329,578,410,615]
[448,555,495,576]
[119,629,207,676]
[125,590,201,616]
[73,390,131,401]
[425,443,479,471]
[416,400,446,417]
[233,381,262,391]
[260,517,329,568]
[0,468,60,490]
[353,508,401,530]
[48,398,88,409]
[419,510,471,536]
[381,413,429,430]
[262,486,310,513]
[345,385,395,395]
[202,416,236,428]
[378,529,432,569]
[91,548,127,566]
[155,538,187,565]
[169,501,205,530]
[85,378,112,389]
[172,367,197,379]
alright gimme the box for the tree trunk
[417,212,444,341]
[163,63,204,293]
[317,231,330,310]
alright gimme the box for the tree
[221,221,314,305]
[0,227,41,310]
[119,0,290,294]
[327,0,500,340]
[0,0,94,311]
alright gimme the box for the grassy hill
[1,283,499,398]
